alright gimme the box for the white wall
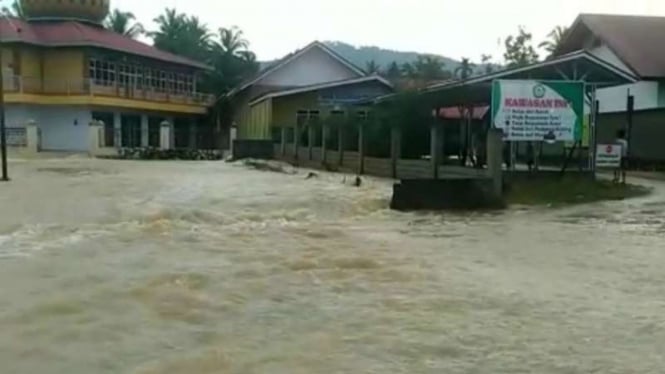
[596,81,660,113]
[590,44,662,113]
[6,104,92,151]
[38,106,92,151]
[258,47,360,87]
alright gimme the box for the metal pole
[0,35,8,181]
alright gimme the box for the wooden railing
[3,76,215,106]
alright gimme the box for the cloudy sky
[115,0,665,62]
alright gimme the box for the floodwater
[1,157,665,374]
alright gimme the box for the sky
[114,0,665,63]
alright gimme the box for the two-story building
[1,0,213,152]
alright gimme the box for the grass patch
[505,176,650,206]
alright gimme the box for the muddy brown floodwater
[1,157,665,373]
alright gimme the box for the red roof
[434,106,489,120]
[0,18,209,70]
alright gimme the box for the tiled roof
[0,18,209,70]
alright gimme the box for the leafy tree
[105,9,144,39]
[386,61,401,80]
[539,26,569,55]
[4,1,24,18]
[454,57,475,80]
[364,60,380,75]
[480,54,494,74]
[414,55,452,81]
[503,27,540,68]
[400,62,417,79]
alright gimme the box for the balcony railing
[2,76,216,106]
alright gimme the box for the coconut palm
[217,26,249,56]
[105,9,144,39]
[539,26,569,54]
[151,9,211,62]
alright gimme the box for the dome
[20,0,110,24]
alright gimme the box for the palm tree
[454,58,475,80]
[364,60,380,75]
[105,9,144,39]
[539,26,569,54]
[217,26,249,56]
[150,9,211,62]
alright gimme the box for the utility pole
[0,44,7,181]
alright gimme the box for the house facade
[555,14,665,161]
[2,0,213,152]
[228,41,394,141]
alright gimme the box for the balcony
[2,76,216,107]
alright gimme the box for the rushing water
[1,157,665,373]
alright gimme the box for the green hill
[323,41,460,71]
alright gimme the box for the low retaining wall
[233,140,274,159]
[273,145,488,181]
[391,179,504,211]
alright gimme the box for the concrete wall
[258,46,360,87]
[598,109,665,161]
[38,106,93,151]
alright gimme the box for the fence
[274,142,488,180]
[5,128,26,147]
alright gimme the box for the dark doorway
[121,114,141,148]
[148,116,163,147]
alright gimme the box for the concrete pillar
[229,126,237,157]
[140,114,149,147]
[431,123,440,179]
[113,112,122,148]
[321,124,328,164]
[188,121,198,149]
[358,123,365,175]
[165,117,175,149]
[280,126,286,156]
[338,125,344,166]
[487,128,504,197]
[26,120,39,154]
[88,120,102,156]
[160,121,172,150]
[307,124,314,161]
[391,126,401,179]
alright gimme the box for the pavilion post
[358,122,365,175]
[308,124,314,161]
[430,122,440,179]
[280,126,286,157]
[390,126,401,179]
[321,123,328,164]
[338,125,344,166]
[487,128,504,197]
[294,122,300,164]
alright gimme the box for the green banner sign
[491,80,584,142]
